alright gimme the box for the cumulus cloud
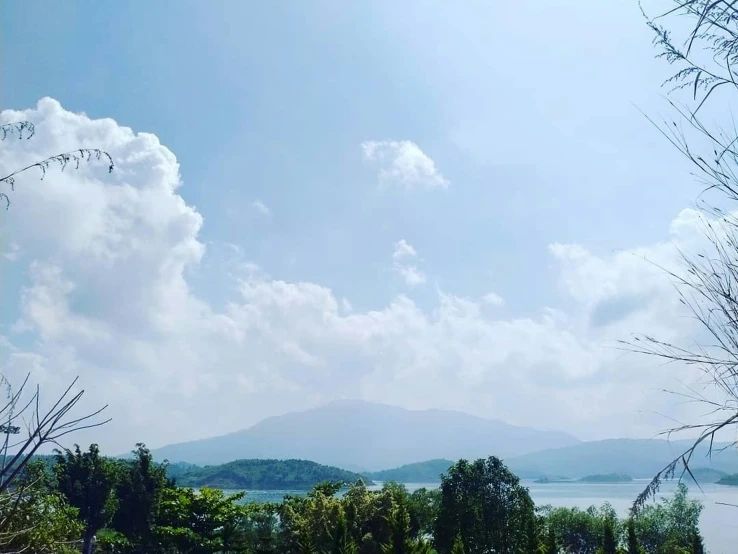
[0,99,719,453]
[362,140,449,189]
[481,292,505,306]
[392,239,427,287]
[251,200,271,218]
[392,239,418,261]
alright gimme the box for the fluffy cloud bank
[362,140,449,189]
[0,100,715,453]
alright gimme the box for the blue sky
[0,1,720,451]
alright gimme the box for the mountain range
[505,438,738,479]
[151,400,738,479]
[151,400,580,471]
[357,445,738,482]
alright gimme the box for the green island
[687,467,728,484]
[366,459,454,483]
[172,458,372,489]
[717,472,738,486]
[577,473,633,483]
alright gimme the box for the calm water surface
[222,480,738,554]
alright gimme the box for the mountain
[367,459,454,483]
[172,459,370,490]
[505,439,738,479]
[151,400,580,471]
[577,473,632,483]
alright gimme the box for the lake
[222,479,738,554]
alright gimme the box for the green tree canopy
[154,487,246,554]
[539,504,615,554]
[601,516,617,554]
[0,459,82,554]
[112,443,170,550]
[627,518,640,554]
[433,457,535,554]
[54,444,119,554]
[634,484,703,554]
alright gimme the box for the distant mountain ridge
[151,400,580,471]
[504,438,738,479]
[361,440,738,483]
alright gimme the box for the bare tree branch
[629,0,738,512]
[0,120,114,209]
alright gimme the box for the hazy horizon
[0,1,726,455]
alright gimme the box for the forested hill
[172,458,372,489]
[367,459,454,482]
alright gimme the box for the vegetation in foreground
[2,443,707,554]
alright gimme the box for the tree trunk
[83,527,95,554]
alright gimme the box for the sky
[0,1,729,453]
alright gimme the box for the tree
[601,516,617,554]
[545,525,558,554]
[633,484,702,554]
[0,459,83,554]
[522,512,540,554]
[0,120,112,545]
[407,487,440,539]
[450,535,464,554]
[154,486,246,554]
[54,444,120,554]
[278,482,344,554]
[691,532,705,554]
[381,500,411,554]
[332,511,358,554]
[628,0,738,510]
[539,504,615,554]
[627,518,640,554]
[235,502,283,554]
[433,457,535,554]
[111,443,171,550]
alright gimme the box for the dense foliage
[174,458,371,490]
[0,447,707,554]
[434,457,535,554]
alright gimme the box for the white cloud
[1,242,20,261]
[0,99,721,454]
[251,200,271,218]
[397,266,427,287]
[481,292,505,306]
[362,140,449,189]
[392,239,426,287]
[392,239,418,261]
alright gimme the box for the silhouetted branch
[0,373,110,496]
[0,122,34,141]
[627,0,738,511]
[0,120,114,209]
[0,149,114,209]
